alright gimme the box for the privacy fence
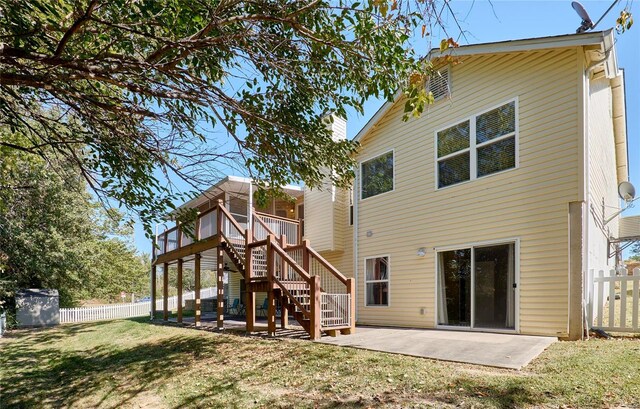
[60,287,216,324]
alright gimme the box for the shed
[16,289,60,327]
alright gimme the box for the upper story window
[436,100,517,189]
[361,150,394,199]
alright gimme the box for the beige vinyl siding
[587,76,619,270]
[321,187,354,277]
[227,271,243,305]
[355,48,581,337]
[304,184,334,251]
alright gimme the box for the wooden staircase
[217,207,355,340]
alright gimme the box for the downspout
[353,163,359,322]
[583,50,591,276]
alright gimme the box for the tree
[628,242,640,262]
[0,0,451,234]
[0,129,150,311]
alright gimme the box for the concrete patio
[316,326,556,370]
[161,314,555,369]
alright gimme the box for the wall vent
[428,67,450,100]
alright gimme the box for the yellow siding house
[305,29,630,340]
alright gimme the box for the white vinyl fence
[588,268,640,332]
[60,287,216,324]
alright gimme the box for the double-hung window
[361,150,394,199]
[365,256,389,306]
[436,100,517,188]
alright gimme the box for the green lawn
[1,319,639,408]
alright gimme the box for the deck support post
[217,246,224,330]
[267,288,276,336]
[341,278,356,335]
[280,293,288,329]
[150,264,157,320]
[246,291,255,333]
[568,201,586,340]
[310,275,321,340]
[177,259,183,323]
[266,235,276,336]
[245,230,255,333]
[194,254,202,327]
[163,262,169,321]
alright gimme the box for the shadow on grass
[2,318,546,409]
[0,318,238,409]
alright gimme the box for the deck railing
[154,205,220,258]
[253,211,300,244]
[154,205,299,258]
[283,240,353,329]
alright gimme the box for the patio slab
[316,326,556,370]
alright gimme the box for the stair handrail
[268,235,320,337]
[305,244,349,285]
[252,210,277,240]
[216,200,246,236]
[269,237,312,284]
[254,210,301,224]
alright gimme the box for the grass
[1,319,640,408]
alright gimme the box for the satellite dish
[618,181,636,202]
[572,1,594,33]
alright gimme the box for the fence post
[633,268,640,331]
[343,278,356,335]
[608,268,616,329]
[597,269,605,328]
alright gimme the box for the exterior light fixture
[417,247,427,257]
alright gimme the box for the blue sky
[132,0,639,255]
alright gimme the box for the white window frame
[433,238,520,333]
[434,97,519,190]
[364,255,390,307]
[359,149,395,200]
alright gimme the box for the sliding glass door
[437,242,516,330]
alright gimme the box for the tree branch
[53,0,100,58]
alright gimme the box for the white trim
[430,30,612,59]
[363,255,391,307]
[434,238,520,333]
[359,149,395,201]
[434,97,519,190]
